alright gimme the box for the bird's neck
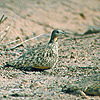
[48,38,58,54]
[49,37,58,43]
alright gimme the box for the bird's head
[49,29,67,43]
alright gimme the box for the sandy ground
[0,0,100,100]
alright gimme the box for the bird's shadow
[3,64,49,74]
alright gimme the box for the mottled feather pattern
[9,43,58,69]
[5,30,65,70]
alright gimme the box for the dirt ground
[0,0,100,100]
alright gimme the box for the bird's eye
[56,31,59,33]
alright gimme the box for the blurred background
[0,0,100,44]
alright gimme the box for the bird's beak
[62,32,69,37]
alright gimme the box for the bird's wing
[8,44,58,69]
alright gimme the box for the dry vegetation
[0,0,100,100]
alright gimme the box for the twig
[0,14,4,22]
[0,26,10,35]
[0,14,7,24]
[64,31,73,37]
[0,39,20,46]
[10,34,45,50]
[65,34,97,41]
[0,26,10,43]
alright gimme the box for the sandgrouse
[4,30,67,71]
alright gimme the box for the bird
[4,29,67,71]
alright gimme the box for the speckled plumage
[62,74,100,98]
[5,30,65,71]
